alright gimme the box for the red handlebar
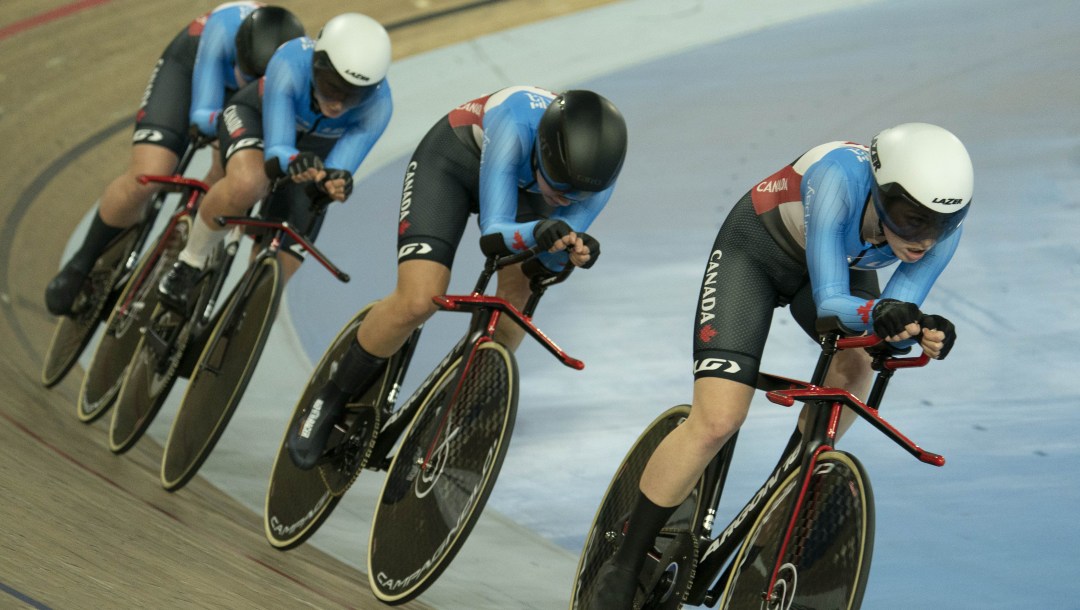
[137,174,209,193]
[835,334,883,349]
[834,334,932,370]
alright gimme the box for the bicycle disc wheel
[571,404,707,610]
[368,341,518,605]
[718,450,874,610]
[78,217,188,422]
[108,303,192,454]
[160,256,282,491]
[264,303,392,550]
[41,227,139,388]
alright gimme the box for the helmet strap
[861,195,887,244]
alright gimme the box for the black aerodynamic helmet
[535,90,628,192]
[234,6,306,79]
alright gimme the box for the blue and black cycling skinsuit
[395,85,616,274]
[135,1,260,155]
[692,141,962,386]
[214,36,393,258]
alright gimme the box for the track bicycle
[264,246,583,604]
[41,137,207,389]
[572,319,945,609]
[156,188,349,492]
[106,175,345,468]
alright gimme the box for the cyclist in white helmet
[158,13,393,308]
[587,122,972,608]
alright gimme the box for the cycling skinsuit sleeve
[262,38,393,174]
[262,40,308,170]
[322,87,392,173]
[189,5,250,137]
[477,95,610,271]
[803,153,958,334]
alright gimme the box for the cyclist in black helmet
[44,3,303,317]
[287,86,629,470]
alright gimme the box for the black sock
[69,211,124,272]
[611,491,680,573]
[331,339,388,396]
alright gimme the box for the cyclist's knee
[495,285,531,310]
[224,170,269,209]
[390,289,440,326]
[831,348,872,384]
[686,377,753,448]
[683,405,747,451]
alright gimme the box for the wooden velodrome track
[0,1,613,607]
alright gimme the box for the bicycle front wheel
[718,450,874,610]
[571,404,706,610]
[368,341,518,605]
[78,217,187,422]
[160,256,282,491]
[41,226,139,388]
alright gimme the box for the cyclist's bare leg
[288,255,436,470]
[797,347,873,437]
[98,144,180,227]
[587,377,755,607]
[179,149,268,266]
[194,149,268,230]
[275,251,303,285]
[492,263,532,351]
[202,144,226,185]
[639,377,754,505]
[356,259,451,358]
[47,144,185,315]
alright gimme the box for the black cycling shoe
[45,259,91,316]
[287,384,348,470]
[584,561,640,610]
[157,260,200,312]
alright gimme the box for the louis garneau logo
[397,242,433,259]
[693,357,741,375]
[133,129,164,143]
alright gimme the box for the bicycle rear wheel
[718,450,874,610]
[41,227,139,388]
[78,217,188,422]
[571,404,706,610]
[108,303,192,453]
[368,341,517,605]
[264,303,392,550]
[160,256,282,492]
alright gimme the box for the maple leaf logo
[398,219,411,236]
[699,324,717,343]
[511,231,528,251]
[857,299,875,324]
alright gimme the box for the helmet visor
[312,63,377,109]
[532,149,589,202]
[872,181,969,242]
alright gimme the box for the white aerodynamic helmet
[312,13,391,106]
[870,122,973,242]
